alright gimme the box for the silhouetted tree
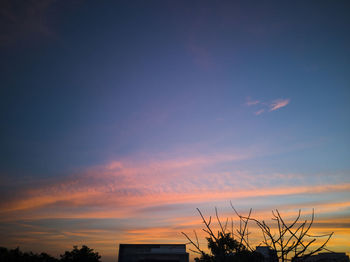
[183,205,333,262]
[60,245,101,262]
[231,204,333,262]
[0,247,58,262]
[182,208,263,262]
[39,252,59,262]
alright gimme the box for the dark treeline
[0,245,101,262]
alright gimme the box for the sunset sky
[1,1,349,261]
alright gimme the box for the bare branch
[183,206,333,262]
[197,208,218,241]
[215,207,225,234]
[181,232,204,255]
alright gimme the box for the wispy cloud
[1,148,348,258]
[1,154,349,259]
[246,97,260,106]
[254,109,265,115]
[246,100,260,106]
[1,150,349,221]
[269,98,290,111]
[246,97,290,115]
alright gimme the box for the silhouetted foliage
[183,205,333,262]
[0,247,58,262]
[182,208,263,262]
[198,232,263,262]
[0,245,100,262]
[60,245,101,262]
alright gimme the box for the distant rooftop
[118,244,189,262]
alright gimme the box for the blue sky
[0,1,350,261]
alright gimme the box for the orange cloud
[2,176,349,221]
[1,148,349,220]
[1,151,349,261]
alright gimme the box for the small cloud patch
[255,109,265,115]
[246,97,290,115]
[246,100,260,106]
[269,99,290,111]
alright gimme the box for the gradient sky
[1,1,350,261]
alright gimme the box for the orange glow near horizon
[1,158,350,260]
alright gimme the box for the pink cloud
[246,100,260,106]
[1,148,349,261]
[245,97,260,106]
[269,98,290,111]
[255,109,265,115]
[2,157,350,261]
[2,157,350,221]
[246,97,290,115]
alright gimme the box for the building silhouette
[255,246,278,262]
[118,244,189,262]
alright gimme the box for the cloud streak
[1,150,349,221]
[1,150,348,259]
[246,100,260,106]
[255,109,265,115]
[246,97,290,115]
[269,98,290,111]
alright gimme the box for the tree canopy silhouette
[0,247,58,262]
[0,245,101,262]
[60,245,101,262]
